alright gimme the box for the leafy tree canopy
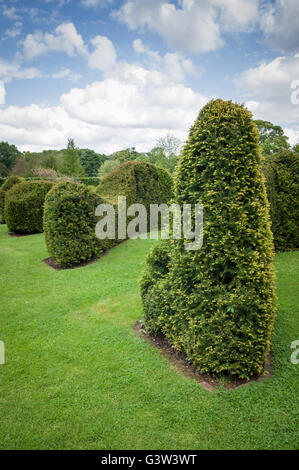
[254,120,290,155]
[98,159,122,178]
[61,138,84,177]
[0,142,22,174]
[78,149,107,177]
[109,147,141,162]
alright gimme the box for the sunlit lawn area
[0,224,298,449]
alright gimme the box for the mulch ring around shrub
[43,240,126,270]
[134,320,273,391]
[8,231,39,237]
[43,256,101,270]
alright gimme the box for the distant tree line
[0,134,182,179]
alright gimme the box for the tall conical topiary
[141,99,275,380]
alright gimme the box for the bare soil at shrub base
[134,320,273,391]
[42,240,126,269]
[8,231,39,237]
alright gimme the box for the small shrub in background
[97,160,173,208]
[5,180,54,233]
[0,189,5,224]
[1,175,22,192]
[44,182,107,267]
[263,150,299,251]
[78,177,101,186]
[97,161,173,240]
[0,175,22,224]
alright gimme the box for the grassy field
[0,224,298,450]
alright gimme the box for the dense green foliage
[255,120,290,155]
[0,142,22,176]
[61,139,84,177]
[44,182,103,267]
[78,149,107,177]
[0,177,6,186]
[263,150,299,251]
[5,180,53,233]
[78,177,101,186]
[0,226,298,449]
[137,147,178,173]
[0,189,5,224]
[141,99,275,380]
[0,176,22,224]
[98,159,122,178]
[97,160,173,208]
[1,175,22,191]
[109,147,140,163]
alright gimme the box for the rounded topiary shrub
[0,175,22,224]
[1,175,22,191]
[44,182,104,267]
[97,160,173,207]
[0,189,5,224]
[141,99,275,380]
[263,150,299,251]
[97,161,173,239]
[5,180,53,233]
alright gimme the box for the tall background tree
[254,120,290,155]
[78,149,107,177]
[61,139,83,177]
[0,142,22,176]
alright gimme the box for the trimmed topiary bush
[0,176,22,224]
[0,189,5,224]
[262,150,299,251]
[141,99,275,380]
[1,175,22,192]
[5,180,53,233]
[96,161,173,208]
[44,182,105,267]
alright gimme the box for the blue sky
[0,0,298,153]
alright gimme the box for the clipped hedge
[78,177,101,186]
[44,182,106,267]
[5,180,53,233]
[1,175,22,191]
[141,99,275,380]
[23,176,101,186]
[0,189,5,224]
[263,150,299,251]
[97,161,173,207]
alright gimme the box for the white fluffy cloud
[0,59,44,83]
[0,81,5,106]
[115,0,259,54]
[81,0,113,6]
[1,21,210,153]
[2,5,21,20]
[0,64,208,152]
[20,23,117,76]
[4,22,22,39]
[284,127,299,147]
[87,36,117,73]
[133,38,196,82]
[60,65,206,129]
[236,54,299,124]
[52,68,83,82]
[21,23,87,60]
[260,0,299,53]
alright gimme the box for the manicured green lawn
[0,224,298,449]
